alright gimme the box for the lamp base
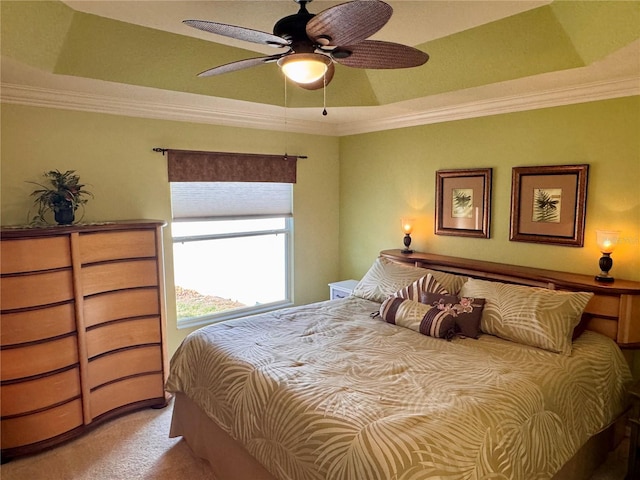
[401,233,413,254]
[595,274,614,283]
[595,253,614,283]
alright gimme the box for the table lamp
[401,218,414,254]
[595,230,620,283]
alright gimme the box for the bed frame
[170,250,640,480]
[379,249,640,350]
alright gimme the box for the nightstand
[328,280,359,300]
[628,380,640,479]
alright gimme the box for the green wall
[0,104,341,354]
[2,96,639,355]
[339,96,640,284]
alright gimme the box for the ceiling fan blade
[306,0,392,47]
[197,54,286,77]
[333,40,429,69]
[297,62,335,90]
[184,20,289,48]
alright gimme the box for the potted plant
[28,170,93,225]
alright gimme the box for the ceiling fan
[183,0,429,91]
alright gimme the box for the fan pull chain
[322,71,328,116]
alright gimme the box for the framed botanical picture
[510,164,589,247]
[435,168,492,238]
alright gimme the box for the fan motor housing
[273,6,316,53]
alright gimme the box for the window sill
[177,300,294,329]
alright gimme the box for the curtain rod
[152,148,307,159]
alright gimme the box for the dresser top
[1,219,166,239]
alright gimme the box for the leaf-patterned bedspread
[166,296,631,480]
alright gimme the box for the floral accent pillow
[421,293,485,339]
[379,297,456,339]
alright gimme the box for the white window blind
[170,182,292,219]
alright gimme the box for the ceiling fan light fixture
[278,53,331,84]
[185,0,429,88]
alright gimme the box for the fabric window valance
[166,149,298,184]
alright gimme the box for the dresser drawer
[86,317,161,359]
[88,346,163,389]
[0,236,71,274]
[1,270,74,310]
[83,288,159,328]
[1,336,79,381]
[1,302,76,346]
[1,398,83,449]
[81,260,158,296]
[90,373,165,419]
[1,367,81,417]
[79,230,157,264]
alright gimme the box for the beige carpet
[0,400,212,480]
[0,399,629,479]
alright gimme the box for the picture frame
[509,164,589,247]
[435,168,492,238]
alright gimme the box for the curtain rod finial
[153,147,168,156]
[283,153,307,160]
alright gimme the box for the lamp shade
[401,218,414,235]
[278,53,330,84]
[596,230,620,254]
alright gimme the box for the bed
[166,249,640,480]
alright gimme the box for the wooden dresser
[0,220,168,461]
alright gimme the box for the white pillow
[460,278,593,355]
[353,257,428,303]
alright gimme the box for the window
[172,215,292,328]
[170,180,294,328]
[165,149,299,328]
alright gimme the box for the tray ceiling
[1,1,638,135]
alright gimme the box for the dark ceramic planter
[54,205,75,225]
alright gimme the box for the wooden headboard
[380,249,640,348]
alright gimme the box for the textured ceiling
[1,1,639,134]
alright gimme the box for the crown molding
[1,75,638,137]
[336,76,640,136]
[0,82,298,132]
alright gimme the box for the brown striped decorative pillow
[379,297,456,339]
[392,273,449,300]
[428,271,469,296]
